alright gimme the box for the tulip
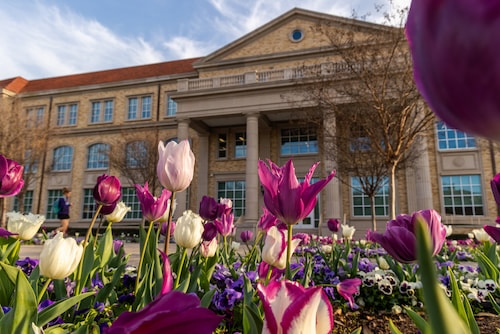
[199,195,219,221]
[39,232,83,279]
[105,201,131,223]
[113,239,124,255]
[157,140,195,192]
[0,154,24,198]
[327,218,340,233]
[173,210,204,249]
[214,212,234,237]
[484,225,500,243]
[257,280,334,334]
[445,225,453,238]
[93,174,121,206]
[472,228,491,243]
[201,222,218,241]
[135,182,171,222]
[106,290,222,334]
[159,250,173,295]
[367,209,446,264]
[0,227,17,238]
[218,198,233,216]
[257,208,279,232]
[406,1,500,141]
[258,159,335,226]
[200,238,218,258]
[491,173,500,207]
[160,220,176,236]
[262,226,301,270]
[341,224,356,240]
[240,230,253,243]
[337,278,362,310]
[258,261,284,282]
[6,211,44,240]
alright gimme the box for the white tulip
[173,210,204,249]
[105,201,131,223]
[445,225,453,237]
[341,224,356,240]
[6,211,45,240]
[201,238,218,258]
[39,232,83,279]
[472,228,491,243]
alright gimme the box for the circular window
[289,29,304,42]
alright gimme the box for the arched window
[53,146,73,171]
[126,141,148,168]
[87,143,109,169]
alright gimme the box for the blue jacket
[57,197,70,215]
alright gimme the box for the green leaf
[449,268,468,322]
[200,289,216,308]
[414,217,470,334]
[349,327,362,334]
[462,293,480,334]
[388,319,404,334]
[487,293,500,315]
[242,275,262,334]
[404,307,429,333]
[96,225,114,268]
[37,292,94,327]
[476,251,499,282]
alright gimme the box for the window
[350,124,371,152]
[26,106,44,128]
[87,143,109,169]
[235,132,246,158]
[24,149,38,173]
[436,121,476,150]
[281,127,318,155]
[351,177,389,216]
[441,175,484,215]
[53,146,73,171]
[126,141,148,168]
[90,100,114,123]
[47,189,63,219]
[82,189,96,219]
[13,190,34,213]
[56,103,78,126]
[122,187,142,219]
[218,133,227,159]
[166,96,177,116]
[297,178,320,228]
[217,181,246,217]
[127,96,152,120]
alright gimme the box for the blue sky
[0,0,410,80]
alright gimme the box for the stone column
[406,136,433,212]
[323,110,342,224]
[175,118,191,216]
[197,134,209,206]
[245,112,259,228]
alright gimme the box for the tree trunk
[370,195,377,231]
[389,163,397,220]
[0,198,5,228]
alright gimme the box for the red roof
[20,58,200,93]
[0,77,29,93]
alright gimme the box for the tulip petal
[484,225,500,243]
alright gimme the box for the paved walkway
[19,242,177,267]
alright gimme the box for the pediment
[194,7,395,70]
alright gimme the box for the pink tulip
[258,159,335,226]
[135,182,171,222]
[257,280,334,334]
[406,1,500,140]
[93,174,121,206]
[159,250,173,295]
[157,140,195,192]
[491,173,500,207]
[337,278,362,310]
[214,212,234,237]
[0,154,24,198]
[262,226,301,270]
[484,225,500,243]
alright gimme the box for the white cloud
[0,1,164,79]
[162,36,213,60]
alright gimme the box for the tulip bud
[6,211,44,240]
[0,155,24,198]
[341,224,356,240]
[39,233,83,279]
[240,230,253,243]
[200,238,218,258]
[202,222,218,241]
[135,182,171,222]
[199,196,219,221]
[327,218,340,233]
[174,210,204,249]
[157,140,195,192]
[93,174,121,206]
[262,226,301,270]
[105,201,131,223]
[214,212,234,237]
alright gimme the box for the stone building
[0,8,498,238]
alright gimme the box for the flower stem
[175,247,188,289]
[92,215,105,249]
[37,278,52,304]
[135,221,155,295]
[164,192,176,255]
[286,224,293,280]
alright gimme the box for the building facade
[0,8,498,238]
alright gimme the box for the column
[175,118,191,216]
[196,134,209,206]
[407,136,433,211]
[323,111,342,224]
[245,112,259,227]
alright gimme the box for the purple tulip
[258,159,335,226]
[214,212,234,237]
[326,218,340,233]
[484,225,500,243]
[160,221,175,237]
[113,240,124,255]
[201,222,218,241]
[406,1,500,141]
[199,195,219,221]
[367,209,446,264]
[0,154,24,198]
[240,230,253,243]
[491,174,500,207]
[257,280,334,334]
[93,174,121,206]
[135,182,171,222]
[100,202,117,215]
[0,227,17,238]
[257,208,279,232]
[159,250,173,295]
[337,278,362,310]
[105,290,222,334]
[157,140,195,192]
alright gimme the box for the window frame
[127,95,152,121]
[90,99,114,124]
[56,103,78,126]
[351,176,390,217]
[166,95,177,116]
[436,121,476,151]
[217,133,228,159]
[217,180,246,218]
[125,141,148,168]
[121,187,142,219]
[52,146,73,171]
[13,190,34,214]
[87,143,110,170]
[280,127,318,156]
[234,132,247,158]
[441,174,484,216]
[47,189,63,219]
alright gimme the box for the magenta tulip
[367,209,446,264]
[491,173,500,207]
[93,174,121,206]
[327,218,340,233]
[0,227,17,238]
[0,154,24,198]
[258,159,335,226]
[257,208,279,232]
[159,249,173,295]
[257,280,334,334]
[157,140,195,192]
[406,1,500,140]
[337,278,362,310]
[135,182,171,222]
[484,225,500,243]
[214,212,234,237]
[199,195,219,221]
[240,230,253,243]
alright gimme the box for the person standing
[55,187,71,236]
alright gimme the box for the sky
[0,0,411,80]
